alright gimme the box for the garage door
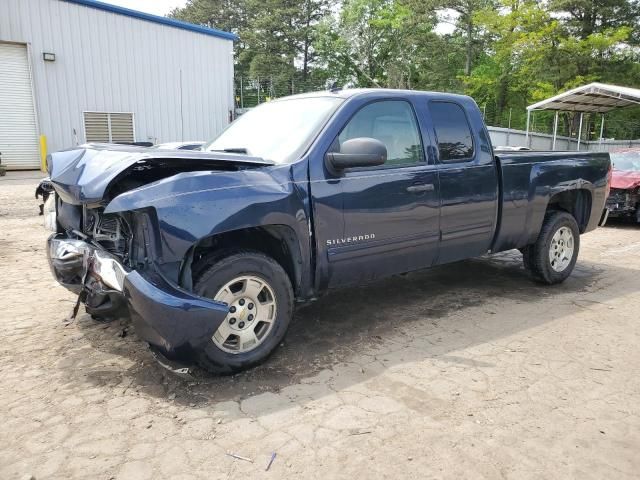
[0,43,40,170]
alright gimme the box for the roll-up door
[0,43,40,170]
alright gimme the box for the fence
[487,126,640,152]
[235,76,327,109]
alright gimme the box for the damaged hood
[611,170,640,190]
[48,144,274,204]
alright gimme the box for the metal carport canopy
[525,82,640,150]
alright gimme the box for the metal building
[0,0,236,170]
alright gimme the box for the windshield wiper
[211,147,248,154]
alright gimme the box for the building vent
[83,112,135,143]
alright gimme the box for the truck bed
[492,151,610,253]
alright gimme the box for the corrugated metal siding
[0,0,234,163]
[0,42,40,169]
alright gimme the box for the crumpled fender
[105,163,311,268]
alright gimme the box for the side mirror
[326,137,387,170]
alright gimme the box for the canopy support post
[552,111,559,150]
[525,110,531,148]
[576,112,583,150]
[598,114,605,151]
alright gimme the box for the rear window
[429,102,474,163]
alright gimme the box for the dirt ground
[1,171,639,480]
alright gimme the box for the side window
[429,102,474,163]
[337,100,424,166]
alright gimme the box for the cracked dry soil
[1,172,640,479]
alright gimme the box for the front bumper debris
[47,236,88,293]
[148,345,193,377]
[47,234,229,356]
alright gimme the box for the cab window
[429,101,474,163]
[337,100,424,166]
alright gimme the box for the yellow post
[40,135,47,172]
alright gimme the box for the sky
[105,0,187,16]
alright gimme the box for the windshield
[204,97,343,163]
[610,151,640,171]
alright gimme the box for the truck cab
[306,89,499,289]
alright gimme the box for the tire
[193,250,294,374]
[520,246,535,271]
[527,211,580,284]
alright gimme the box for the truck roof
[277,88,474,103]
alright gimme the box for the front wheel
[193,250,293,374]
[525,211,580,284]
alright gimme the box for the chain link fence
[234,75,329,110]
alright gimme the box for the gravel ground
[1,171,639,479]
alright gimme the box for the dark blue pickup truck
[46,89,611,373]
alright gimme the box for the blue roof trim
[62,0,238,41]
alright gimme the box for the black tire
[520,246,535,271]
[193,250,294,374]
[526,211,580,284]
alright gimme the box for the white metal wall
[0,0,234,160]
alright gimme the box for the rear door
[426,99,499,264]
[310,96,440,288]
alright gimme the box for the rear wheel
[193,250,293,374]
[525,211,580,284]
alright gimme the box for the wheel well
[547,189,592,232]
[184,226,302,294]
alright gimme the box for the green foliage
[170,0,640,138]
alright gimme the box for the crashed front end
[606,187,640,221]
[42,145,264,358]
[47,204,229,357]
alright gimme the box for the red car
[607,148,640,223]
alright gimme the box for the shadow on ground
[603,217,640,229]
[69,249,639,412]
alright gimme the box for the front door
[315,98,441,288]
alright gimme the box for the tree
[297,0,334,82]
[170,0,640,139]
[315,0,438,88]
[172,0,334,95]
[170,0,252,76]
[465,0,639,131]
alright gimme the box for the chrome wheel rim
[549,226,574,272]
[211,275,277,354]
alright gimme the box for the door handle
[406,183,434,193]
